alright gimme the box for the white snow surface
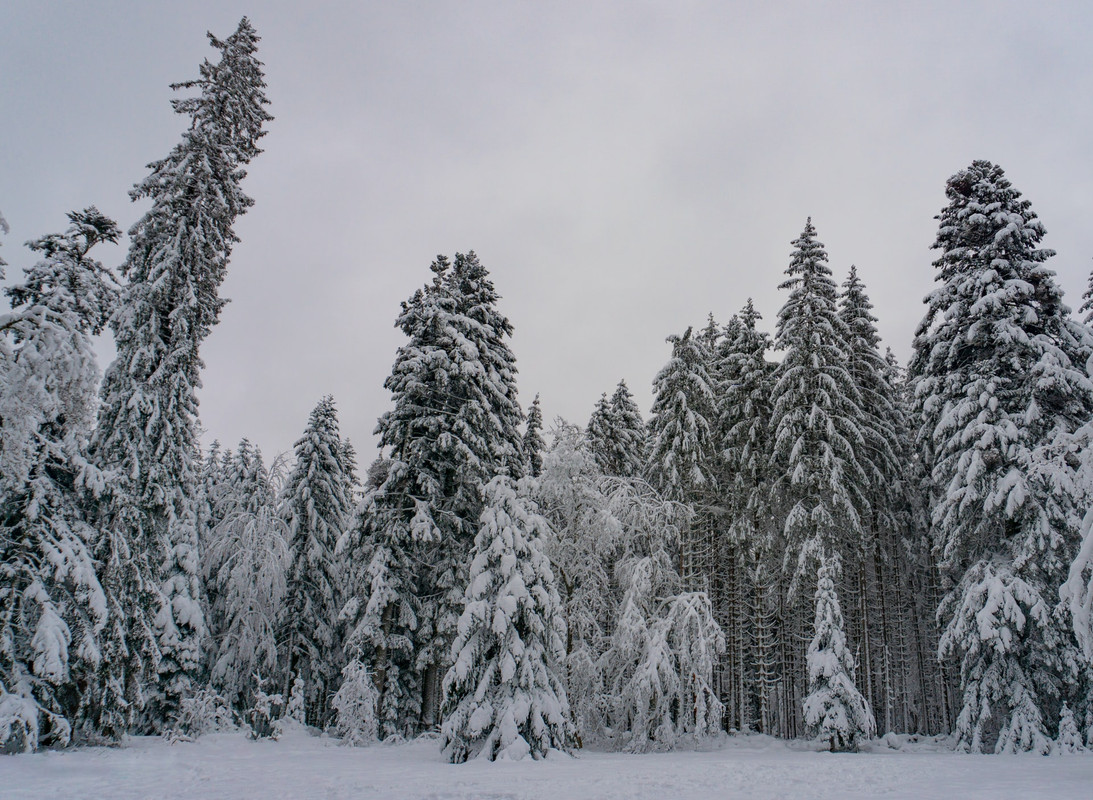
[4,730,1092,800]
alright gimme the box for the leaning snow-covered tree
[88,18,272,733]
[441,477,574,762]
[0,210,118,751]
[910,160,1093,753]
[803,553,876,752]
[280,396,354,727]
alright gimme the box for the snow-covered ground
[4,731,1092,800]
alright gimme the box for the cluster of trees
[3,16,1093,762]
[0,18,272,752]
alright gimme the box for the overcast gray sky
[4,1,1093,460]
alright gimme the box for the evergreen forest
[5,18,1093,762]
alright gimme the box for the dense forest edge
[3,18,1093,761]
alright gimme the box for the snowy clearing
[4,731,1092,800]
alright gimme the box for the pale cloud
[4,0,1092,458]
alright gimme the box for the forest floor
[4,728,1092,799]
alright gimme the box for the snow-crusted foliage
[647,328,716,502]
[603,479,724,752]
[0,689,43,754]
[660,591,725,741]
[89,18,271,733]
[718,299,775,550]
[910,161,1093,752]
[165,687,236,742]
[523,394,545,478]
[533,421,620,742]
[0,209,118,750]
[770,219,866,592]
[647,328,717,589]
[441,477,574,762]
[803,555,875,752]
[837,268,900,526]
[245,676,284,740]
[284,675,305,726]
[205,445,289,710]
[348,252,526,735]
[1062,507,1093,662]
[332,659,379,746]
[608,381,647,478]
[1055,702,1085,754]
[938,558,1052,754]
[280,396,354,727]
[588,382,646,479]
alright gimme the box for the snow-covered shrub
[245,677,284,740]
[284,675,305,726]
[0,690,40,754]
[331,659,378,746]
[164,688,236,743]
[1054,703,1085,754]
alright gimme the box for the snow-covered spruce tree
[910,161,1093,753]
[585,393,614,475]
[718,300,775,550]
[608,380,647,479]
[803,553,876,751]
[332,658,379,746]
[0,210,119,751]
[647,328,718,589]
[441,477,574,762]
[768,220,869,738]
[836,267,906,731]
[533,420,620,743]
[1081,259,1093,325]
[345,252,525,736]
[205,444,288,711]
[587,381,646,480]
[714,299,777,733]
[87,18,272,733]
[523,394,545,478]
[280,396,354,727]
[770,219,867,592]
[1055,702,1086,753]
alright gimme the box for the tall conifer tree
[280,396,354,726]
[910,160,1093,752]
[769,219,866,589]
[523,394,545,478]
[346,252,525,735]
[88,19,271,733]
[647,328,717,588]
